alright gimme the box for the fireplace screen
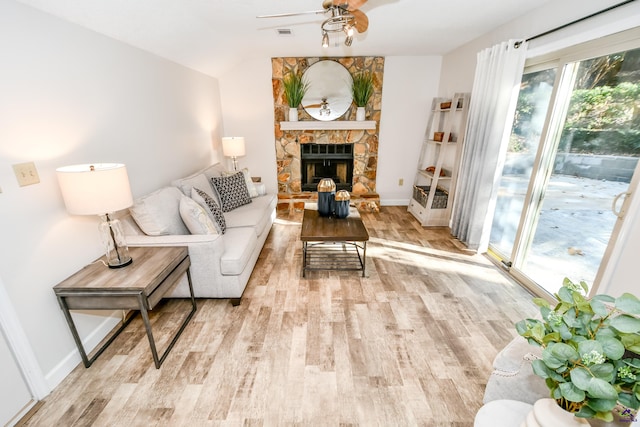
[300,144,354,191]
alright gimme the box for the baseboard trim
[380,199,409,206]
[45,313,120,390]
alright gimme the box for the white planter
[356,106,366,121]
[522,399,589,427]
[289,107,298,122]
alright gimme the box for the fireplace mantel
[280,121,376,131]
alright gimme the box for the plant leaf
[611,315,640,333]
[621,334,640,353]
[560,381,586,402]
[590,363,615,382]
[558,286,574,303]
[578,340,603,358]
[616,293,640,315]
[585,398,617,412]
[592,294,616,304]
[587,378,618,400]
[579,280,589,294]
[542,348,565,370]
[618,392,640,411]
[596,335,625,360]
[563,308,582,328]
[570,367,593,391]
[532,359,551,378]
[590,298,609,317]
[551,342,579,362]
[575,405,596,418]
[533,297,550,308]
[543,332,561,345]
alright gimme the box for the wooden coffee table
[300,209,369,277]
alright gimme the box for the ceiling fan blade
[304,104,323,108]
[351,9,369,33]
[257,10,325,18]
[333,0,367,11]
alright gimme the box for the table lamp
[222,137,246,171]
[56,163,134,268]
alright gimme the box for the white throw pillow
[129,187,189,235]
[179,195,218,235]
[223,168,258,198]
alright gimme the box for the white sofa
[483,336,548,404]
[121,163,276,305]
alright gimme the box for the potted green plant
[282,71,309,122]
[516,278,640,424]
[351,71,374,121]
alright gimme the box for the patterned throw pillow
[222,168,258,198]
[178,195,218,235]
[192,187,226,234]
[211,171,252,212]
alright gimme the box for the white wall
[378,56,442,205]
[218,58,278,193]
[0,0,223,390]
[438,0,640,297]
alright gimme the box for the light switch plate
[13,162,40,187]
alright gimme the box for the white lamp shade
[56,163,133,215]
[222,137,246,157]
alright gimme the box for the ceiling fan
[257,0,369,47]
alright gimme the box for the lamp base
[108,257,133,269]
[100,214,133,269]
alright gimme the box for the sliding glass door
[489,42,640,296]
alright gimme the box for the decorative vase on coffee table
[317,178,336,217]
[334,190,351,218]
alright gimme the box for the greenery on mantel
[351,71,374,107]
[282,71,309,108]
[516,278,640,422]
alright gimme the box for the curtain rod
[526,0,637,42]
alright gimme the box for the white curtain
[451,39,528,252]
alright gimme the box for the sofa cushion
[172,172,216,201]
[202,163,226,180]
[179,195,218,235]
[220,227,258,275]
[129,187,189,235]
[211,171,252,212]
[224,194,275,238]
[223,168,258,198]
[192,187,226,234]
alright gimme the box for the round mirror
[301,61,353,121]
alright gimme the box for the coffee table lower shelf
[302,241,367,277]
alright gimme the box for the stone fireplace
[272,56,384,212]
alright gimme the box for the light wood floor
[20,206,538,427]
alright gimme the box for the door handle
[612,191,631,219]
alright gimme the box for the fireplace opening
[300,143,354,191]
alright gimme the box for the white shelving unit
[408,93,470,227]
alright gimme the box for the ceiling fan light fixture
[345,34,353,46]
[345,24,354,37]
[322,31,329,48]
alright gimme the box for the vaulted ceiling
[15,0,554,77]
